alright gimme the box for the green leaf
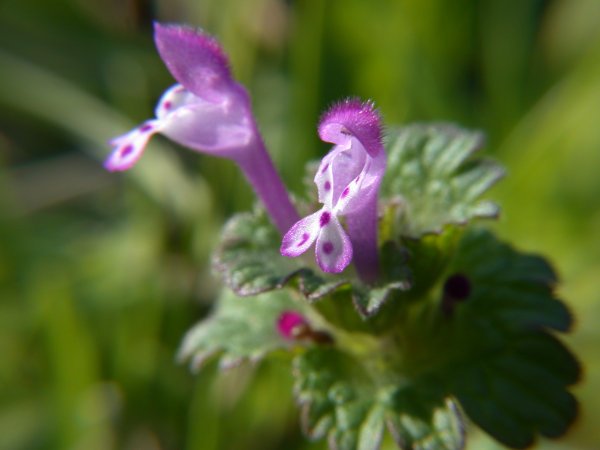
[381,124,505,238]
[448,332,579,449]
[293,347,465,450]
[352,241,412,318]
[352,282,410,318]
[214,209,411,319]
[178,289,301,371]
[401,226,462,298]
[436,229,580,448]
[214,209,348,298]
[386,391,465,450]
[450,228,573,333]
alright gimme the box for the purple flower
[105,23,298,233]
[281,99,386,280]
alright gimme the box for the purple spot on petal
[121,145,134,157]
[297,233,310,247]
[341,187,350,198]
[319,212,331,227]
[324,181,331,191]
[322,242,334,254]
[164,101,172,110]
[140,124,153,132]
[321,163,329,174]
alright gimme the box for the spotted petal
[105,120,159,171]
[280,209,321,258]
[336,148,387,215]
[315,214,353,273]
[314,149,337,207]
[315,139,366,210]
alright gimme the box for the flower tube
[105,23,299,234]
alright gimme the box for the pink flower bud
[277,311,309,340]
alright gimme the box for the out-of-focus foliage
[0,0,599,449]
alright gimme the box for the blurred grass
[1,0,599,449]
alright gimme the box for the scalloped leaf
[386,386,465,450]
[214,209,348,298]
[293,347,465,450]
[352,281,409,318]
[178,288,301,371]
[214,209,411,318]
[450,228,573,334]
[381,124,505,238]
[436,229,580,448]
[449,332,579,449]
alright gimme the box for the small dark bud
[443,273,471,300]
[441,273,472,317]
[277,311,334,345]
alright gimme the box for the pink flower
[281,99,386,280]
[105,23,298,233]
[277,311,308,340]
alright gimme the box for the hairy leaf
[381,124,505,238]
[214,209,348,298]
[178,288,301,371]
[214,209,410,318]
[293,347,465,450]
[437,229,580,448]
[450,228,573,334]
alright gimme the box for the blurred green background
[1,0,599,449]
